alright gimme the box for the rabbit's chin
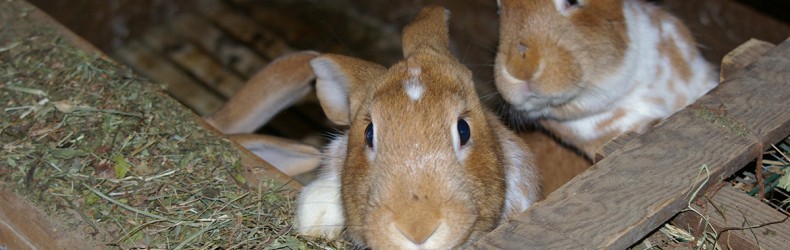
[497,78,580,120]
[363,221,474,250]
[496,68,583,121]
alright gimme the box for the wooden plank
[666,39,786,250]
[0,189,101,250]
[708,38,790,145]
[225,0,404,62]
[226,0,339,52]
[142,26,246,98]
[671,186,790,250]
[168,13,267,78]
[720,39,776,82]
[195,0,294,60]
[595,39,777,162]
[473,38,790,249]
[594,131,639,163]
[114,40,224,116]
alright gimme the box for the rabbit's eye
[457,119,471,146]
[365,123,374,148]
[554,0,581,14]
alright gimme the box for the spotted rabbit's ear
[401,5,452,59]
[310,54,386,126]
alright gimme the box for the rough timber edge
[473,37,790,249]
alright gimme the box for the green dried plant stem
[84,183,202,227]
[748,173,782,196]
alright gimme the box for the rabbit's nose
[395,218,441,244]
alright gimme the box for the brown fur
[205,51,318,134]
[304,6,539,248]
[659,37,692,83]
[520,131,590,196]
[339,53,509,245]
[497,0,627,114]
[495,0,716,192]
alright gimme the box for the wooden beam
[168,13,267,78]
[195,0,294,60]
[0,189,101,249]
[114,40,224,116]
[473,37,790,249]
[672,185,790,249]
[142,26,246,98]
[666,38,786,250]
[720,39,776,82]
[596,39,777,162]
[594,131,639,163]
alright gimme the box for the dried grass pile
[0,3,346,249]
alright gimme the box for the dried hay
[0,4,347,249]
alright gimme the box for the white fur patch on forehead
[403,65,424,101]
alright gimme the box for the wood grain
[473,37,790,249]
[168,13,267,78]
[595,39,776,163]
[594,131,639,163]
[672,186,790,250]
[114,40,224,116]
[142,26,246,98]
[0,189,102,249]
[720,39,776,82]
[196,0,294,60]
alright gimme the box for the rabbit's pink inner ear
[311,57,353,126]
[402,6,452,58]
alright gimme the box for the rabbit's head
[309,6,536,248]
[495,0,629,120]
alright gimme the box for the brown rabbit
[296,6,540,248]
[495,0,717,159]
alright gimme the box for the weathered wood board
[661,38,790,250]
[168,13,267,78]
[195,0,294,60]
[720,39,777,82]
[115,40,225,116]
[473,37,790,249]
[142,26,246,98]
[672,185,790,250]
[0,189,100,249]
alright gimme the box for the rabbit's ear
[228,134,321,176]
[402,6,452,58]
[310,54,386,125]
[205,51,318,134]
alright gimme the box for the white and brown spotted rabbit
[495,0,717,158]
[296,6,540,249]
